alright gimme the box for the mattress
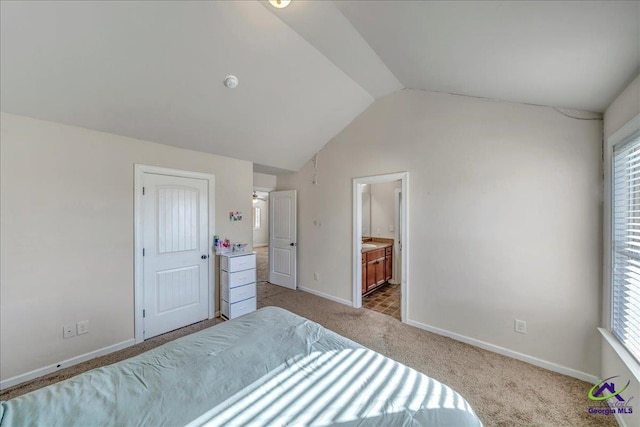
[0,307,482,426]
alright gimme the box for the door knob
[290,243,297,247]
[201,255,209,259]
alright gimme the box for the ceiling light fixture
[253,191,267,203]
[269,0,291,8]
[223,75,238,89]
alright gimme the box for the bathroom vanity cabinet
[362,244,393,295]
[384,247,392,282]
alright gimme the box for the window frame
[605,113,640,363]
[253,205,261,230]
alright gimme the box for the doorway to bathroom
[353,172,408,323]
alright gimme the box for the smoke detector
[223,75,239,89]
[269,0,291,8]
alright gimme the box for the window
[612,129,640,362]
[253,206,261,229]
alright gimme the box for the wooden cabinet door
[385,250,392,281]
[366,260,378,292]
[374,257,385,286]
[362,257,367,294]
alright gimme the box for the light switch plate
[77,320,89,335]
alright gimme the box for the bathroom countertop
[361,239,393,253]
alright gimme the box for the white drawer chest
[220,251,257,320]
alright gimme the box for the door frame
[268,190,297,289]
[352,172,409,323]
[134,164,216,343]
[392,187,401,285]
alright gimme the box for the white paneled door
[143,173,209,339]
[269,190,297,289]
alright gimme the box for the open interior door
[269,190,297,289]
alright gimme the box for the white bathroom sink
[362,243,377,249]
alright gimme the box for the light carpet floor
[257,284,616,427]
[1,281,617,427]
[255,245,269,283]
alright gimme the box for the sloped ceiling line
[1,1,638,175]
[260,0,403,100]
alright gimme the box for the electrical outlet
[514,319,527,334]
[77,320,89,335]
[389,225,395,232]
[314,272,320,281]
[63,324,76,339]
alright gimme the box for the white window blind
[612,131,640,362]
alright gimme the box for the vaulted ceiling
[1,1,638,173]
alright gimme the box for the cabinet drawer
[222,282,256,304]
[221,269,256,289]
[221,297,257,320]
[222,253,256,272]
[366,249,385,262]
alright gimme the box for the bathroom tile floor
[362,283,401,321]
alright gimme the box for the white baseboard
[0,339,135,391]
[253,244,268,248]
[298,286,352,307]
[407,319,599,384]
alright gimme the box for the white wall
[604,74,640,140]
[252,199,269,247]
[0,113,253,382]
[362,184,371,236]
[253,172,277,190]
[602,73,640,427]
[370,181,401,239]
[252,173,274,248]
[278,89,602,377]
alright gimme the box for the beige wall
[602,73,640,427]
[362,184,371,236]
[370,181,401,239]
[253,172,277,190]
[278,89,603,376]
[604,74,640,140]
[0,113,253,381]
[252,199,269,247]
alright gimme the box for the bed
[0,307,482,426]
